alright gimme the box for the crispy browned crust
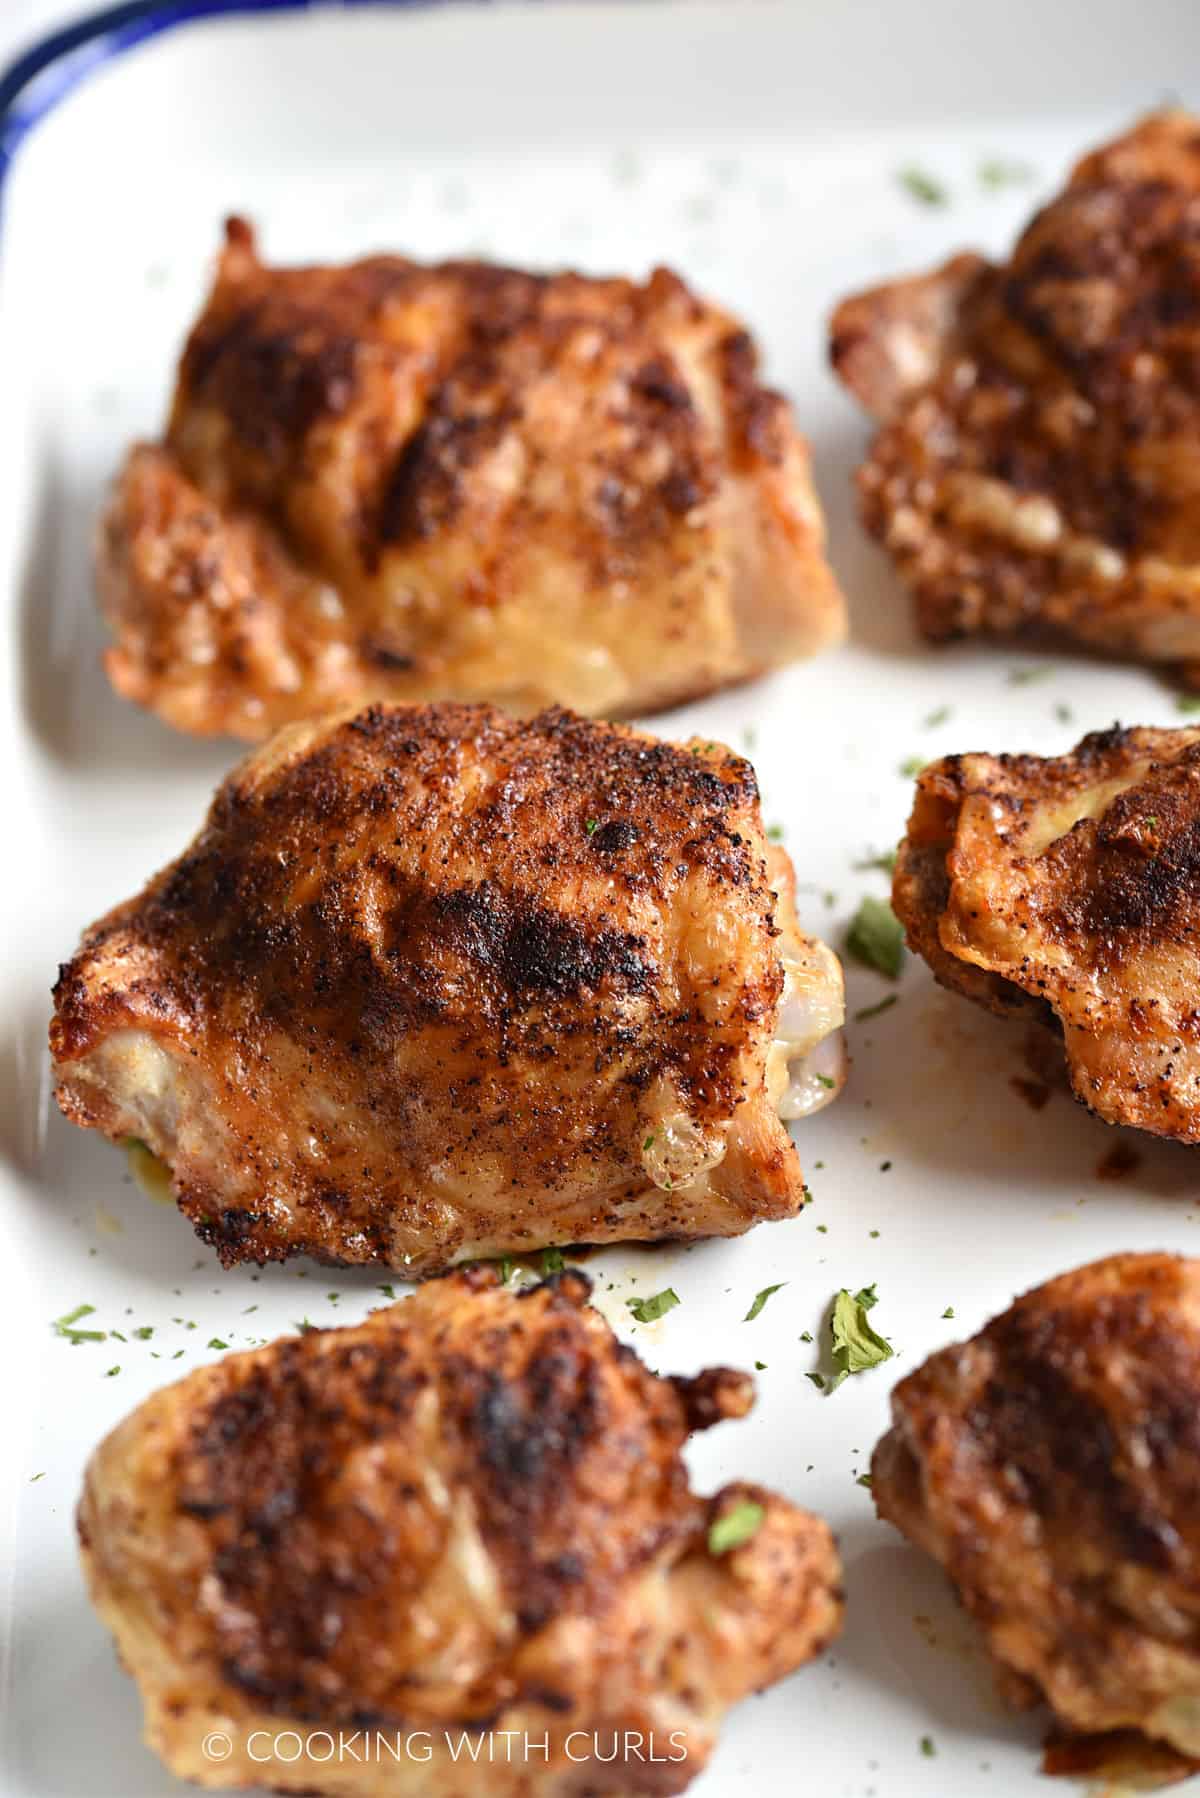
[50,701,836,1273]
[79,1268,844,1795]
[831,112,1200,680]
[893,723,1200,1141]
[97,217,844,739]
[873,1253,1200,1762]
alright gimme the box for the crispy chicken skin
[831,112,1200,682]
[50,702,845,1274]
[894,724,1200,1142]
[79,1267,844,1796]
[872,1253,1200,1771]
[97,218,845,739]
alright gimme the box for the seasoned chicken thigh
[97,218,844,738]
[51,703,845,1273]
[872,1253,1200,1778]
[832,113,1200,682]
[894,724,1200,1142]
[79,1266,844,1795]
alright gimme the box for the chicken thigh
[51,702,845,1273]
[894,724,1200,1142]
[832,112,1200,682]
[872,1253,1200,1779]
[98,218,845,738]
[79,1265,844,1795]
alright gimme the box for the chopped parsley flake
[1007,664,1054,685]
[499,1258,515,1284]
[846,896,905,979]
[754,1360,767,1371]
[805,1371,826,1390]
[898,755,927,778]
[855,994,898,1022]
[744,1282,786,1322]
[377,1284,396,1300]
[766,823,786,842]
[132,1325,153,1340]
[821,1285,894,1392]
[540,1247,565,1274]
[53,1303,106,1346]
[295,1318,316,1334]
[207,1338,228,1351]
[980,157,1032,189]
[708,1500,765,1555]
[857,1474,873,1489]
[585,818,599,835]
[105,1366,121,1378]
[898,166,947,206]
[30,1472,45,1482]
[921,1736,937,1758]
[942,1306,955,1318]
[815,1072,836,1090]
[626,1288,680,1324]
[923,705,952,728]
[800,1330,814,1343]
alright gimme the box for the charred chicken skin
[872,1253,1200,1774]
[832,112,1200,682]
[50,702,845,1274]
[894,724,1200,1143]
[79,1266,844,1796]
[98,218,845,739]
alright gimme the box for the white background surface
[3,4,1200,1796]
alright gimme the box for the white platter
[3,3,1200,1793]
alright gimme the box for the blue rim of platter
[0,0,457,190]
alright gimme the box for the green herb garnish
[898,166,947,206]
[708,1500,765,1555]
[626,1288,680,1324]
[207,1338,228,1350]
[744,1283,786,1322]
[846,896,905,979]
[855,994,899,1022]
[53,1303,106,1346]
[979,157,1033,189]
[898,755,927,778]
[824,1285,894,1392]
[541,1247,565,1274]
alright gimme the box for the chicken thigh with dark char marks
[894,723,1200,1142]
[80,1265,844,1795]
[98,218,845,737]
[50,701,845,1273]
[873,1253,1200,1783]
[832,112,1200,682]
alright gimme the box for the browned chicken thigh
[832,112,1200,682]
[98,218,845,738]
[79,1266,844,1796]
[894,724,1200,1142]
[50,702,845,1273]
[873,1253,1200,1780]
